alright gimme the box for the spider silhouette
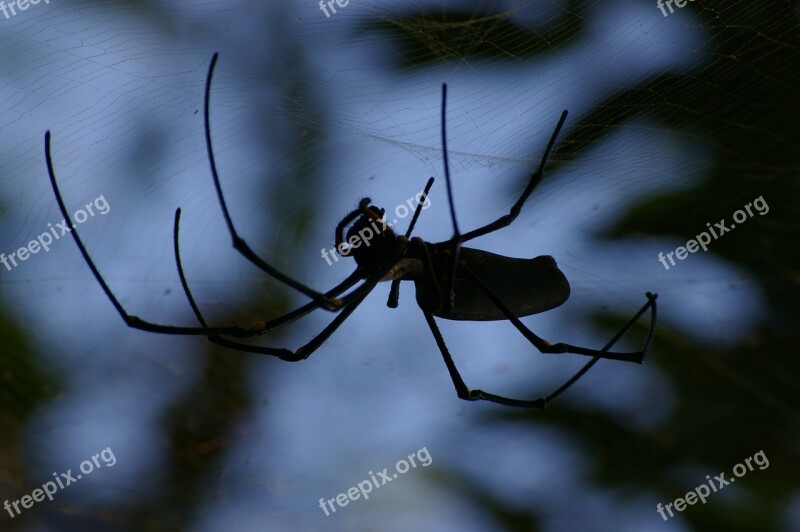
[45,53,657,408]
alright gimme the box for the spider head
[336,198,398,271]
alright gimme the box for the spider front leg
[45,131,255,338]
[203,53,339,311]
[174,209,409,360]
[47,129,359,339]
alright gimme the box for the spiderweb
[0,1,797,530]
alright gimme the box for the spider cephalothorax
[336,200,400,274]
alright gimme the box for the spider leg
[544,293,656,403]
[461,263,658,363]
[245,269,361,332]
[47,130,356,338]
[386,177,435,309]
[387,239,440,309]
[45,131,252,338]
[438,84,462,311]
[423,310,545,408]
[437,83,566,311]
[203,53,340,311]
[177,255,402,361]
[423,291,656,408]
[175,214,409,360]
[386,279,402,308]
[458,109,568,244]
[193,284,372,361]
[171,209,362,336]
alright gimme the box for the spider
[45,53,657,408]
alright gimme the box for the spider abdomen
[415,248,570,321]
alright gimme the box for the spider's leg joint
[248,321,269,334]
[320,296,344,311]
[465,390,482,401]
[548,342,568,353]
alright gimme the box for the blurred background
[0,0,798,530]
